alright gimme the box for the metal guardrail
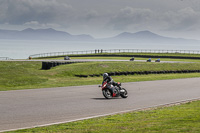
[29,49,200,58]
[0,57,12,60]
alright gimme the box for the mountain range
[0,28,199,44]
[101,30,199,44]
[0,28,93,41]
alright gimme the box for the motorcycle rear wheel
[102,89,112,99]
[120,88,128,98]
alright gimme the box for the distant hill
[102,30,200,44]
[0,28,94,41]
[0,28,199,44]
[114,30,164,40]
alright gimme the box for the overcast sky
[1,0,200,39]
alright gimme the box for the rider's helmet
[103,73,109,80]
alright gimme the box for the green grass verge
[2,60,200,132]
[70,56,200,62]
[94,52,200,58]
[1,61,200,91]
[7,100,200,133]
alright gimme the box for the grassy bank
[70,56,200,62]
[34,52,200,63]
[37,56,200,63]
[7,100,200,133]
[1,61,200,91]
[2,60,200,132]
[35,52,200,59]
[71,56,200,62]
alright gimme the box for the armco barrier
[0,57,13,60]
[42,61,86,70]
[75,70,200,77]
[41,61,200,76]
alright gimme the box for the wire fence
[29,49,200,58]
[0,57,13,60]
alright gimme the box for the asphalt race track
[1,59,194,64]
[0,78,200,132]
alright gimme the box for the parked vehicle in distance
[64,56,70,60]
[130,57,134,61]
[147,58,151,62]
[155,58,160,62]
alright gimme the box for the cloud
[0,0,200,38]
[0,0,73,25]
[85,10,99,20]
[162,7,200,31]
[107,6,200,32]
[0,0,104,30]
[24,21,61,29]
[107,7,155,30]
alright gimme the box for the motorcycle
[99,81,128,99]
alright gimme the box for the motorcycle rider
[102,73,118,96]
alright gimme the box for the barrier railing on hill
[29,49,200,58]
[0,57,12,60]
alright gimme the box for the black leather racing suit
[102,76,117,96]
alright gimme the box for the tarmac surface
[0,78,200,132]
[0,59,194,64]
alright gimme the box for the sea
[1,39,200,59]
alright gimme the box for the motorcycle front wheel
[120,88,128,98]
[102,89,112,99]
